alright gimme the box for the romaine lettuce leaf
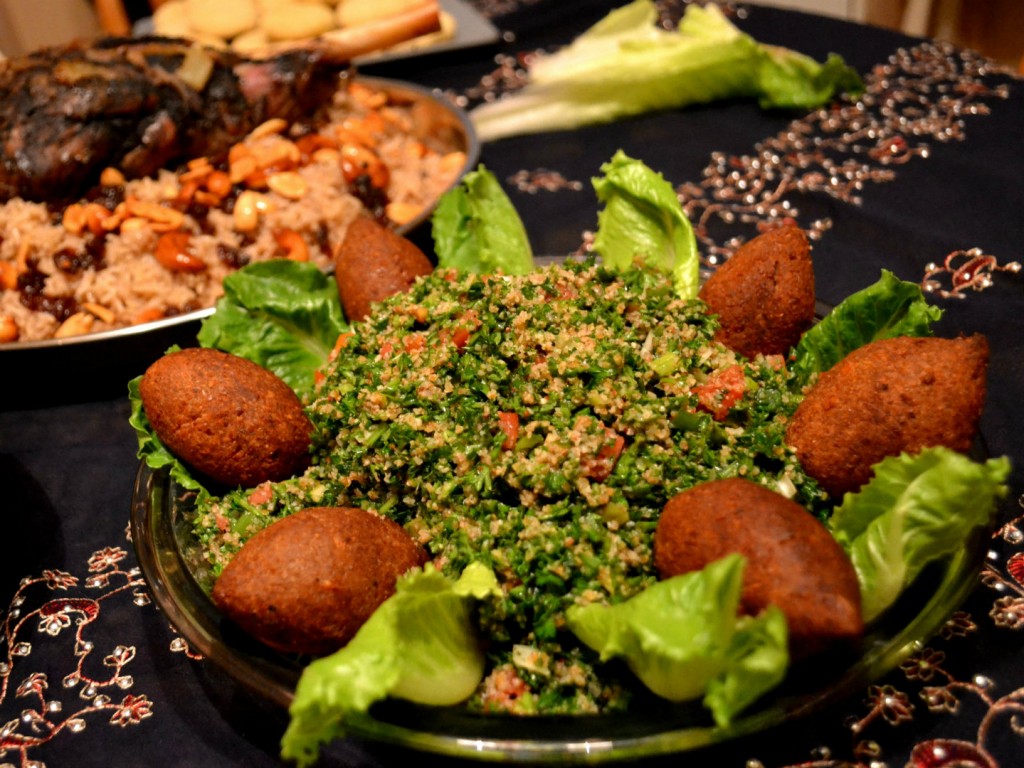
[565,554,788,726]
[128,374,208,495]
[470,1,862,141]
[792,270,944,382]
[592,150,700,299]
[281,563,500,767]
[431,165,534,275]
[829,448,1011,623]
[704,609,789,727]
[756,46,866,110]
[196,260,347,399]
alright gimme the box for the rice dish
[0,79,469,343]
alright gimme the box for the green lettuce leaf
[127,374,208,495]
[592,150,700,298]
[565,554,788,726]
[431,165,534,275]
[756,46,865,110]
[196,260,347,399]
[792,270,944,382]
[829,448,1011,623]
[281,563,500,767]
[704,609,789,727]
[470,1,862,141]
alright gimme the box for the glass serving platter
[130,459,991,763]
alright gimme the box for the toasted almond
[81,301,116,324]
[102,203,128,232]
[83,203,114,237]
[100,166,126,187]
[0,315,19,343]
[234,190,271,232]
[0,262,19,291]
[311,147,341,165]
[230,154,259,185]
[119,216,151,234]
[180,162,215,184]
[249,117,289,140]
[258,140,301,171]
[154,231,207,273]
[126,198,186,229]
[266,171,308,200]
[440,151,468,177]
[15,240,31,271]
[205,170,234,198]
[273,228,309,261]
[194,190,223,207]
[62,203,87,235]
[54,311,95,339]
[385,201,423,226]
[133,307,166,324]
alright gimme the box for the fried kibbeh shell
[786,334,989,499]
[139,347,312,488]
[654,477,863,659]
[698,224,816,358]
[334,216,433,322]
[212,506,429,655]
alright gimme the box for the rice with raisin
[0,80,468,343]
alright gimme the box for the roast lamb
[0,36,351,203]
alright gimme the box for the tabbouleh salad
[194,257,823,714]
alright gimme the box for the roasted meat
[0,36,350,203]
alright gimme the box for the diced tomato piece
[248,483,273,505]
[316,332,356,386]
[694,364,747,421]
[545,282,577,301]
[451,326,471,349]
[497,411,520,450]
[441,310,479,350]
[329,332,354,361]
[583,429,625,481]
[482,667,529,711]
[379,340,394,359]
[403,333,426,353]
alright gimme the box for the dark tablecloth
[2,2,1022,766]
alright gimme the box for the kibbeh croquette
[333,215,434,322]
[139,347,312,488]
[654,478,863,658]
[786,334,989,498]
[212,506,429,655]
[699,223,816,358]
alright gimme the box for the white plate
[356,0,501,65]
